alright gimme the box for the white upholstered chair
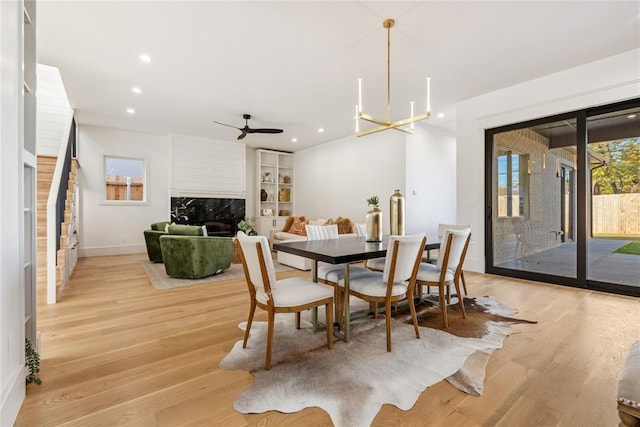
[415,228,471,329]
[237,231,334,369]
[425,223,471,295]
[306,224,371,326]
[336,234,426,352]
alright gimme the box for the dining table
[273,235,440,342]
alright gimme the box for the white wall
[295,124,456,239]
[77,126,171,257]
[36,64,72,157]
[295,131,405,233]
[405,124,457,239]
[457,48,640,273]
[0,1,27,423]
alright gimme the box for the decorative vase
[366,206,383,242]
[260,189,268,202]
[389,189,405,236]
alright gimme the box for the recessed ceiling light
[627,114,637,119]
[291,138,298,143]
[437,113,445,119]
[318,128,324,133]
[132,87,142,94]
[126,108,135,114]
[139,54,151,63]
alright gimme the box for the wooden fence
[592,193,640,236]
[105,175,143,201]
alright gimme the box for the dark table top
[273,235,439,265]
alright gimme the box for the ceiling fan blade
[213,120,241,130]
[237,131,248,140]
[251,128,283,134]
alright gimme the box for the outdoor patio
[496,238,639,287]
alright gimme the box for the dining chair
[425,223,471,295]
[306,224,371,327]
[415,228,471,329]
[336,234,426,352]
[237,231,334,369]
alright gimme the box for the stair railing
[46,113,75,304]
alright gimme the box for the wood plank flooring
[15,253,639,426]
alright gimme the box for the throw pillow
[323,218,334,225]
[335,217,352,234]
[288,217,308,236]
[283,215,305,232]
[167,224,205,236]
[283,216,295,232]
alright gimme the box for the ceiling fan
[214,114,283,140]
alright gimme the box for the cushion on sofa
[288,217,308,235]
[335,217,353,234]
[283,215,306,232]
[167,224,205,236]
[151,221,171,231]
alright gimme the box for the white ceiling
[37,1,640,152]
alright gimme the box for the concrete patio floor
[496,238,639,287]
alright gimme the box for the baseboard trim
[1,364,25,427]
[79,244,145,258]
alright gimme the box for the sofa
[143,221,171,263]
[159,224,232,279]
[269,216,359,270]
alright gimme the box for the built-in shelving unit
[255,149,294,236]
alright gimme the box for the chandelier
[355,19,431,137]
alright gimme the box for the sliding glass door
[486,99,640,296]
[586,105,640,288]
[488,118,579,280]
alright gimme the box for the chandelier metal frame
[355,18,431,137]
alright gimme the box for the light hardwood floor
[15,253,639,426]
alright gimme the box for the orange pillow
[335,217,352,234]
[282,215,305,232]
[288,217,308,236]
[323,218,334,225]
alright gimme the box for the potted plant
[25,338,41,385]
[237,216,257,236]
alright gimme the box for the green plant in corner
[25,338,41,385]
[237,216,257,236]
[367,196,380,208]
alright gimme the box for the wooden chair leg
[461,270,468,295]
[335,288,344,330]
[408,293,420,339]
[243,300,256,348]
[454,278,466,319]
[438,283,448,329]
[325,302,334,349]
[266,310,275,370]
[385,300,392,352]
[371,302,379,318]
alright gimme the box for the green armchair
[143,221,171,263]
[160,234,233,279]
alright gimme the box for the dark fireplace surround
[170,197,245,237]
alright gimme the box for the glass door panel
[491,119,578,278]
[587,107,640,287]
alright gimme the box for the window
[497,147,529,218]
[104,156,146,203]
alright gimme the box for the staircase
[36,155,79,302]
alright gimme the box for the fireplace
[170,197,245,237]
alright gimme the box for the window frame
[496,146,529,219]
[101,155,149,206]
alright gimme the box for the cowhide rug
[219,296,534,427]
